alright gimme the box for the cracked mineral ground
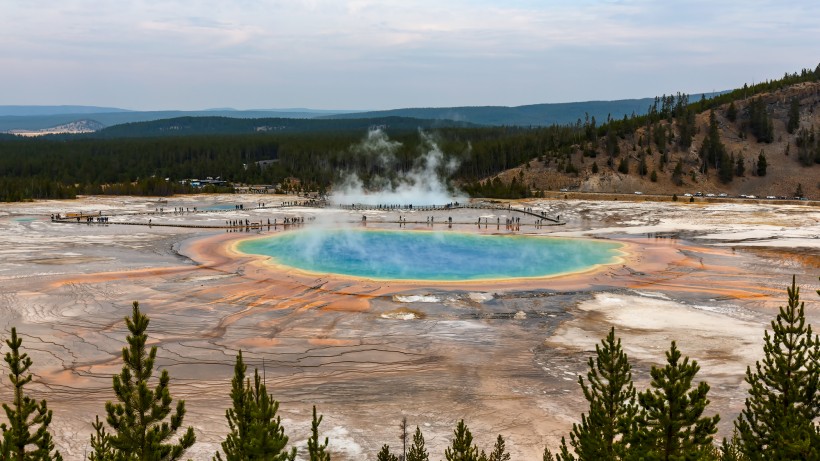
[0,194,818,460]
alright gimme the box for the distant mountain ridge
[0,105,132,116]
[1,94,727,133]
[0,108,361,132]
[87,115,478,138]
[321,94,726,126]
[0,105,359,117]
[321,99,652,126]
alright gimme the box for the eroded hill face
[498,81,820,198]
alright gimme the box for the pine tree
[377,445,398,461]
[95,301,195,460]
[678,109,696,149]
[485,435,511,461]
[444,420,480,461]
[756,151,767,176]
[627,341,719,460]
[701,111,727,174]
[795,127,818,166]
[0,328,63,461]
[671,160,684,186]
[735,276,820,459]
[307,406,330,461]
[617,157,629,175]
[398,417,408,461]
[215,351,296,461]
[606,130,619,157]
[787,97,800,134]
[406,427,429,461]
[735,155,745,177]
[726,101,737,122]
[638,155,648,176]
[559,327,636,461]
[88,415,112,461]
[719,151,734,184]
[748,99,774,143]
[719,430,746,461]
[653,125,666,153]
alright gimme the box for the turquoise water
[202,204,239,211]
[237,229,622,281]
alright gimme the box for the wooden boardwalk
[50,201,564,229]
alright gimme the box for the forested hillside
[91,115,477,138]
[0,97,714,132]
[0,108,357,132]
[319,98,664,126]
[0,65,817,202]
[487,66,820,199]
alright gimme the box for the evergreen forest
[0,65,818,202]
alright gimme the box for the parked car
[719,193,728,197]
[684,193,693,197]
[694,192,703,197]
[706,193,715,197]
[634,191,643,195]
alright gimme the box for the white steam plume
[330,129,467,206]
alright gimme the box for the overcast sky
[2,0,818,110]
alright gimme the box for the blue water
[202,204,239,211]
[237,229,622,281]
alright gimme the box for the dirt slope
[497,81,820,198]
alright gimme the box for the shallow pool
[237,229,622,281]
[202,204,240,211]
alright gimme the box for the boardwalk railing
[51,200,563,228]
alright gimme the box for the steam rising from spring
[329,129,467,206]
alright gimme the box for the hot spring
[237,229,623,281]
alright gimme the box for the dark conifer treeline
[796,127,820,166]
[91,116,477,138]
[0,64,818,202]
[0,126,577,201]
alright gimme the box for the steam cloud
[329,129,467,206]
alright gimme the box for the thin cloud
[138,18,264,49]
[1,0,817,109]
